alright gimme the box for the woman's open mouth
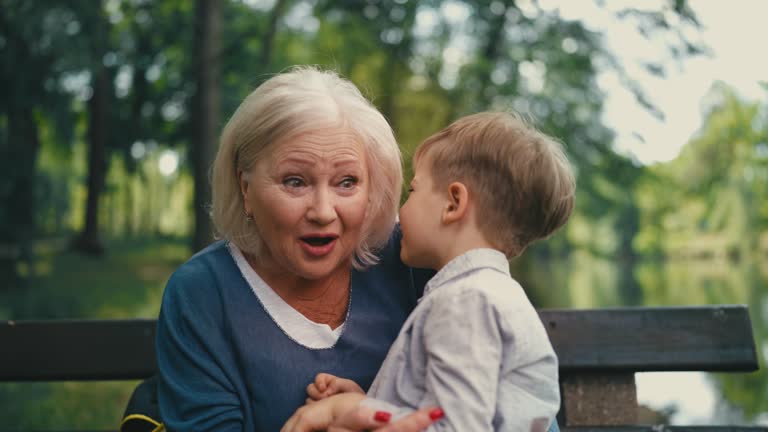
[299,235,339,257]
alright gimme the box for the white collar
[228,243,346,350]
[422,248,509,298]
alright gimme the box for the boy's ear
[442,182,469,224]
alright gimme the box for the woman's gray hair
[211,66,403,269]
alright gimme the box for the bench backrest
[1,305,760,427]
[1,305,757,381]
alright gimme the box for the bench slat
[1,319,157,381]
[0,305,759,381]
[542,305,759,372]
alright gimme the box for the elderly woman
[153,67,560,432]
[155,67,438,431]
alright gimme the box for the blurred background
[1,0,766,428]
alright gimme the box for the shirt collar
[422,248,510,298]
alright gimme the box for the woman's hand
[306,373,365,403]
[328,405,443,432]
[282,393,365,432]
[282,393,443,432]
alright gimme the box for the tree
[72,1,112,255]
[190,0,222,252]
[0,2,83,284]
[638,83,768,259]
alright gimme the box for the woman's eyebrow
[275,156,314,166]
[332,158,364,169]
[272,151,365,171]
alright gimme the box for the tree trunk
[473,0,513,111]
[72,64,109,256]
[260,0,289,68]
[378,55,398,132]
[191,0,222,252]
[0,106,41,287]
[0,18,44,287]
[129,19,151,153]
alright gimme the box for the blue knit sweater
[155,229,431,431]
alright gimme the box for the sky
[552,0,768,165]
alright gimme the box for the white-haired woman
[155,67,440,431]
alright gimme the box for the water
[1,242,766,428]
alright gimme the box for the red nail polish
[429,408,444,420]
[374,411,392,422]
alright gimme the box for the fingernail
[374,411,392,422]
[429,408,444,420]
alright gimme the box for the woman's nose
[307,187,337,225]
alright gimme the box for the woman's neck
[245,253,351,329]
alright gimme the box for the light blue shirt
[363,248,560,431]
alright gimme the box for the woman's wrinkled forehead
[268,128,368,166]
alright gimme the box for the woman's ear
[442,182,469,224]
[239,170,249,198]
[239,171,253,216]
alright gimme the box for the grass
[1,237,189,319]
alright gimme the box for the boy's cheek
[400,244,427,269]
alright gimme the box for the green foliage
[3,0,707,258]
[637,84,768,258]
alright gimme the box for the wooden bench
[1,305,763,431]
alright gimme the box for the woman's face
[240,128,370,281]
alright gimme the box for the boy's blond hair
[414,111,576,257]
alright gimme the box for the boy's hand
[306,373,364,403]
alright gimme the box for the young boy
[286,112,575,431]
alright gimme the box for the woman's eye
[283,177,305,188]
[339,177,358,189]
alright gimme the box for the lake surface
[1,242,765,428]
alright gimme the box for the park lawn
[1,237,189,319]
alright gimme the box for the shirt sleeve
[155,267,244,432]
